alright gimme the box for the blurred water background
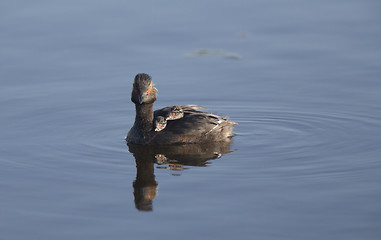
[1,0,380,239]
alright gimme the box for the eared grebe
[154,116,167,132]
[165,105,184,120]
[154,105,184,131]
[126,73,237,145]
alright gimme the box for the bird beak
[138,95,143,104]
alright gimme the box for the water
[1,0,381,239]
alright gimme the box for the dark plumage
[126,73,237,145]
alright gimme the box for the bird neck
[134,103,154,132]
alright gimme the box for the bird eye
[135,90,138,94]
[146,90,149,94]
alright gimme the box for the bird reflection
[128,140,235,211]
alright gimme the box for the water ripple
[234,107,381,166]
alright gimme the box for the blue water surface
[1,0,381,239]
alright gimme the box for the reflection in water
[128,140,235,211]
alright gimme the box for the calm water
[1,0,381,239]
